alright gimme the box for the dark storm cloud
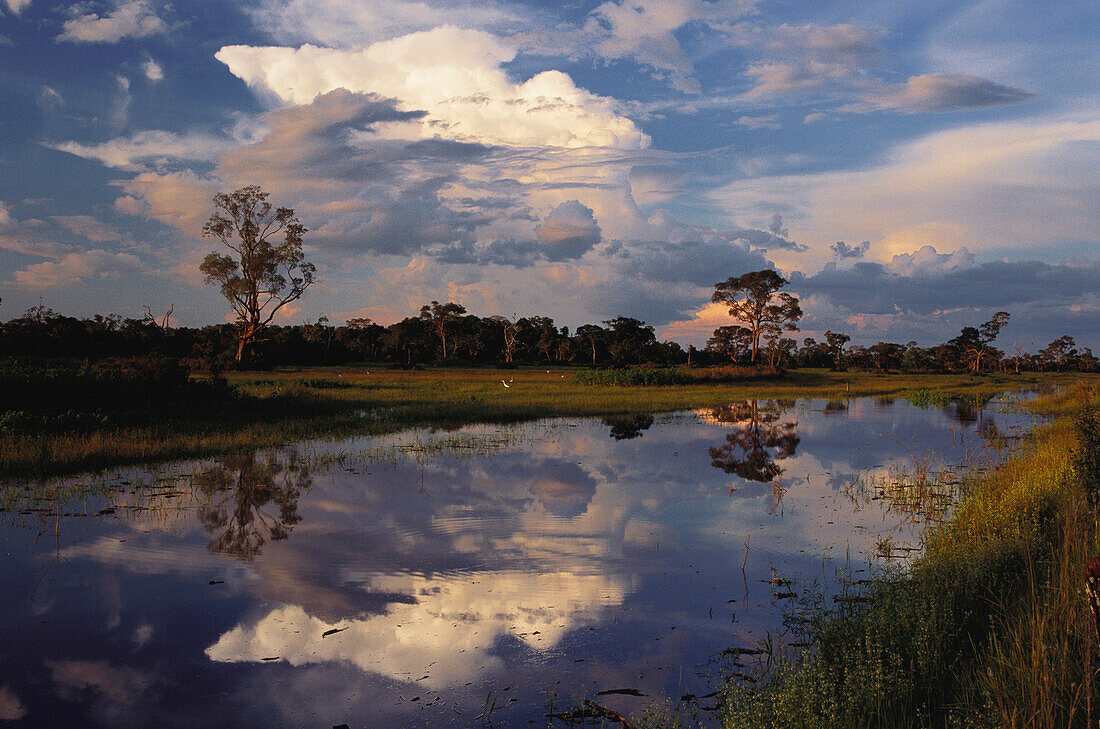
[430,201,600,266]
[830,240,869,259]
[215,90,510,257]
[792,258,1100,315]
[790,256,1100,348]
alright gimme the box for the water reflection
[707,401,800,482]
[601,413,655,440]
[0,395,1042,728]
[193,451,308,560]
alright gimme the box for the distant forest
[1,301,1095,374]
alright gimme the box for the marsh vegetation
[0,389,1069,728]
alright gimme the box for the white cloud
[53,215,128,243]
[141,57,164,82]
[207,570,627,689]
[49,129,236,170]
[740,23,1031,114]
[744,23,883,99]
[58,0,167,43]
[108,74,130,131]
[580,0,755,93]
[709,117,1100,269]
[246,0,756,93]
[734,114,780,129]
[216,26,648,150]
[10,249,146,290]
[3,0,31,15]
[885,245,974,276]
[0,205,81,259]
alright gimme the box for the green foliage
[1074,402,1100,507]
[575,365,779,387]
[0,356,233,419]
[574,367,694,386]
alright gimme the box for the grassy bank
[715,384,1100,728]
[2,366,1095,478]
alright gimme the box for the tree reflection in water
[601,413,655,440]
[708,400,800,482]
[193,451,309,560]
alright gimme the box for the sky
[0,0,1096,350]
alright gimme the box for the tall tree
[575,324,605,365]
[824,330,850,371]
[711,270,802,365]
[200,185,316,363]
[489,315,522,364]
[419,300,467,360]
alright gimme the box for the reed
[2,366,1096,478]
[714,384,1100,729]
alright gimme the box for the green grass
[714,384,1100,729]
[1,366,1095,478]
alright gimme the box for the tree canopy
[200,185,316,363]
[712,270,802,365]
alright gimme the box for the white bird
[501,380,511,388]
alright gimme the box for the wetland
[0,393,1038,727]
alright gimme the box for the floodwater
[0,396,1039,728]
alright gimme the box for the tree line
[1,185,1095,374]
[1,298,1095,374]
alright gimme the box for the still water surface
[0,396,1037,727]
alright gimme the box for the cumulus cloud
[534,201,601,261]
[141,57,164,82]
[216,26,648,149]
[57,1,168,43]
[114,170,217,237]
[830,240,869,259]
[885,244,973,276]
[744,23,882,99]
[208,570,626,689]
[246,0,756,93]
[10,249,146,290]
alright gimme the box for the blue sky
[0,0,1096,350]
